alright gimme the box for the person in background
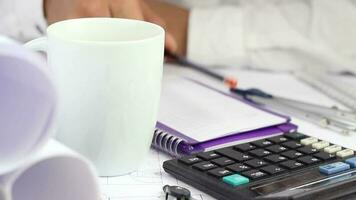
[1,0,356,73]
[149,0,356,73]
[0,0,178,53]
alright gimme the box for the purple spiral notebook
[152,78,297,156]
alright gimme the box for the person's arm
[153,0,356,72]
[146,0,189,56]
[0,0,47,42]
[0,0,178,52]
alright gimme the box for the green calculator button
[223,174,249,187]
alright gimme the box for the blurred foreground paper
[0,36,101,200]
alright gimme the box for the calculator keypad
[264,154,288,163]
[337,149,355,158]
[242,170,268,180]
[249,149,271,157]
[215,148,252,162]
[298,146,319,154]
[211,157,235,166]
[197,152,221,160]
[266,145,288,153]
[234,143,256,151]
[192,162,217,171]
[208,168,233,178]
[178,156,202,165]
[226,163,251,172]
[280,160,303,169]
[266,135,288,143]
[314,152,336,161]
[176,132,355,188]
[260,165,285,175]
[281,150,303,159]
[251,140,273,148]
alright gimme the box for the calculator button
[319,162,350,175]
[251,140,274,148]
[249,149,271,157]
[234,143,256,152]
[211,157,235,167]
[245,159,268,168]
[267,136,289,144]
[324,145,342,154]
[242,170,268,180]
[266,145,288,153]
[345,157,356,168]
[281,150,304,159]
[264,155,288,163]
[215,148,252,162]
[280,160,304,170]
[297,156,321,165]
[314,152,336,161]
[197,151,221,160]
[178,156,202,165]
[301,137,319,145]
[207,168,233,178]
[336,149,354,158]
[226,163,251,173]
[223,174,249,187]
[297,146,319,155]
[261,165,285,175]
[281,141,302,149]
[312,141,330,150]
[284,132,306,140]
[192,162,217,171]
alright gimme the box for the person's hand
[44,0,177,52]
[144,0,189,56]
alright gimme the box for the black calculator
[163,132,356,200]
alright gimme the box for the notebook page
[158,78,286,142]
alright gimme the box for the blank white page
[158,78,286,142]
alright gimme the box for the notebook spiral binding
[152,129,184,156]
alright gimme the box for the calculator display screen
[251,170,356,197]
[251,170,322,195]
[291,170,356,190]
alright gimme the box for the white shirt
[177,0,356,73]
[0,0,47,42]
[2,0,356,73]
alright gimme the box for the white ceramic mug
[25,18,165,176]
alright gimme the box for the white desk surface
[100,65,356,200]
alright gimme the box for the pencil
[165,50,238,88]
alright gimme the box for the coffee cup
[25,18,165,176]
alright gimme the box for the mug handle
[24,37,48,52]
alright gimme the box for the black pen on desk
[165,50,238,88]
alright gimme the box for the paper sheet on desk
[100,149,215,200]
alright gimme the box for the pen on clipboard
[231,88,356,135]
[165,50,238,89]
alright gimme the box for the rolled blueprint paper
[0,37,57,174]
[0,140,100,200]
[0,36,101,200]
